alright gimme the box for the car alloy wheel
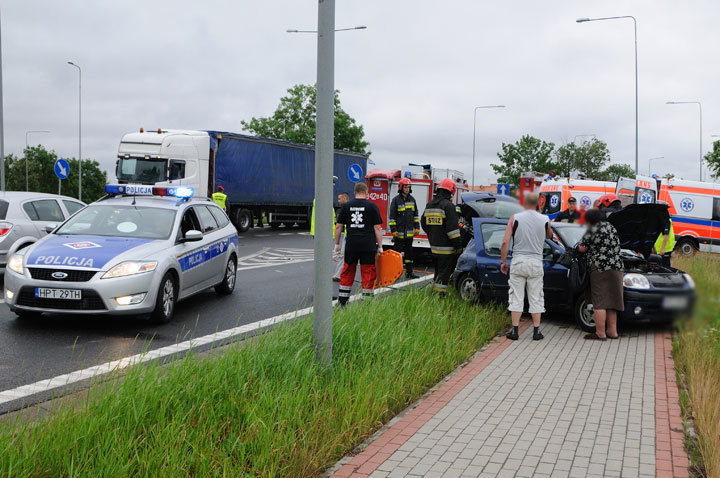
[574,296,596,332]
[162,278,175,317]
[458,274,479,302]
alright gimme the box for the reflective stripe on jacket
[421,194,462,254]
[389,193,419,239]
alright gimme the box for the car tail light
[0,222,12,236]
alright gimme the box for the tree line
[491,135,636,187]
[3,145,108,203]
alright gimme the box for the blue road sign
[496,183,510,195]
[54,158,69,180]
[348,163,363,183]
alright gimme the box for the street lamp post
[24,130,50,191]
[287,11,366,367]
[647,156,663,176]
[471,105,505,189]
[666,101,702,181]
[577,16,638,175]
[67,61,82,201]
[0,10,5,192]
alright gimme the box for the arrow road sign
[348,164,363,183]
[496,183,510,195]
[54,158,70,180]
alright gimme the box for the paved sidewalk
[333,320,689,478]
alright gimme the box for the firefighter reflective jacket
[421,193,462,254]
[388,193,419,239]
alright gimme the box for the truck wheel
[573,296,596,332]
[676,238,698,256]
[152,272,177,324]
[270,222,281,230]
[215,255,237,296]
[234,209,252,233]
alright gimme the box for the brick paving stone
[332,322,691,477]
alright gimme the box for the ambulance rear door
[616,175,658,205]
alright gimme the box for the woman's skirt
[589,269,624,311]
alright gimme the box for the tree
[553,138,611,178]
[704,140,720,179]
[597,163,636,181]
[241,84,370,154]
[4,145,108,203]
[491,135,556,186]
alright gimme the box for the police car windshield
[55,205,176,239]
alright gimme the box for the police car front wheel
[152,272,178,323]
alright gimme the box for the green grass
[672,254,720,478]
[0,288,508,477]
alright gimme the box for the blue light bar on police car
[104,184,194,198]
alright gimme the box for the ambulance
[366,165,468,250]
[656,178,720,255]
[538,178,616,220]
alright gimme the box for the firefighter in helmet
[421,178,462,294]
[389,177,420,279]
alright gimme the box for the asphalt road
[0,227,432,413]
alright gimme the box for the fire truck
[366,164,468,250]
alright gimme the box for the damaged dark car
[454,203,695,332]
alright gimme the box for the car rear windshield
[464,199,523,219]
[55,205,176,239]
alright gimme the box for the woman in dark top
[577,208,623,340]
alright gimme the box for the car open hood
[607,203,669,257]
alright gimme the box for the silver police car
[4,185,238,322]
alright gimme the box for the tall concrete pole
[313,0,335,367]
[0,10,5,192]
[68,62,81,201]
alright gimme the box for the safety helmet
[217,185,225,192]
[596,193,620,208]
[437,178,457,196]
[398,177,412,192]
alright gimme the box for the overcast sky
[1,0,718,185]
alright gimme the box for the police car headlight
[102,261,157,279]
[623,273,650,290]
[7,254,24,274]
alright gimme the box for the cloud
[1,0,717,187]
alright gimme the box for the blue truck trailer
[116,129,368,233]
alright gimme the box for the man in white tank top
[500,193,552,340]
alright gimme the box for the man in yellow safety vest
[212,185,227,211]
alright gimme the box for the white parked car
[0,192,86,268]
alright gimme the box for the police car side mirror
[44,223,58,234]
[183,230,203,242]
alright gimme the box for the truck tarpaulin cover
[208,131,367,207]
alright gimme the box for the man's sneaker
[533,330,544,341]
[405,271,420,279]
[506,331,519,340]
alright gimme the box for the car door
[472,218,511,302]
[541,239,571,307]
[174,206,207,292]
[193,205,227,286]
[22,199,66,235]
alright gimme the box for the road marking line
[6,276,430,400]
[0,276,432,407]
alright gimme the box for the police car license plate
[35,288,81,300]
[662,296,688,310]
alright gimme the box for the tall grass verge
[673,254,720,478]
[0,288,508,477]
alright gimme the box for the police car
[4,185,238,323]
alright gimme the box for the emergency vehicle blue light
[151,186,194,198]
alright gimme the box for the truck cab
[116,129,210,196]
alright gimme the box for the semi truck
[115,128,368,232]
